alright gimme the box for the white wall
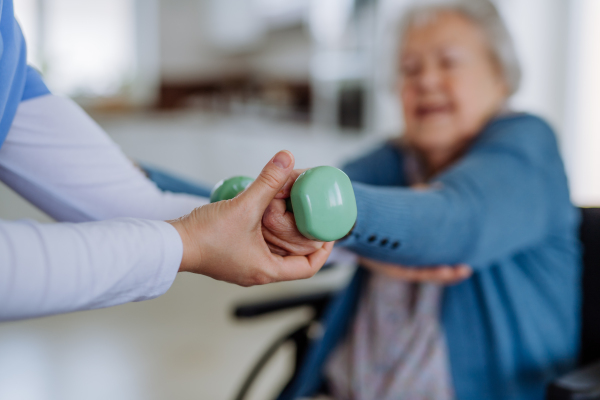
[495,0,600,205]
[562,0,600,205]
[496,0,570,135]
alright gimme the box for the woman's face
[399,11,508,161]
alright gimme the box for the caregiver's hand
[360,257,472,285]
[168,151,334,286]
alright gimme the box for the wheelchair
[232,208,600,400]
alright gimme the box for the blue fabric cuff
[140,163,213,198]
[336,181,412,261]
[22,66,50,101]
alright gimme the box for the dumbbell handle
[209,176,294,212]
[285,198,293,213]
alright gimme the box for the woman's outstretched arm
[341,143,406,187]
[337,115,576,268]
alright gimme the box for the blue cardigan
[279,113,581,400]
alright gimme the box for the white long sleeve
[0,218,182,321]
[0,94,208,223]
[0,95,209,320]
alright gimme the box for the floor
[0,110,385,400]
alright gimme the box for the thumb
[238,150,295,213]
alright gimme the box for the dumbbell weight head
[210,166,357,241]
[289,166,356,241]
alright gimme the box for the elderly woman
[263,1,580,399]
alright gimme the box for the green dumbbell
[210,166,357,241]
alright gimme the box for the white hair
[397,0,521,95]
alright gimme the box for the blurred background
[1,0,599,399]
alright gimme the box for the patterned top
[324,147,454,400]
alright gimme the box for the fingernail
[273,151,292,169]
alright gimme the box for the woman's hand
[360,257,472,285]
[168,151,333,287]
[262,167,331,257]
[274,168,308,200]
[262,198,329,256]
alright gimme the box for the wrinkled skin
[263,169,472,285]
[399,11,508,175]
[261,168,322,257]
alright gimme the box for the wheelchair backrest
[579,207,600,366]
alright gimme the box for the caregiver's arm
[0,151,333,321]
[0,218,183,321]
[0,94,207,223]
[338,115,565,268]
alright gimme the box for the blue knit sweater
[279,113,581,400]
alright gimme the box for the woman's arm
[341,143,407,186]
[338,115,573,268]
[0,94,207,223]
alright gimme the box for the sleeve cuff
[335,182,412,262]
[137,220,183,300]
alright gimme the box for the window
[14,0,136,98]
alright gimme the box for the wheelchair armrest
[546,360,600,400]
[234,290,335,319]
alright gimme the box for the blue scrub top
[0,0,50,149]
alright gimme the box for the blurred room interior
[1,0,599,399]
